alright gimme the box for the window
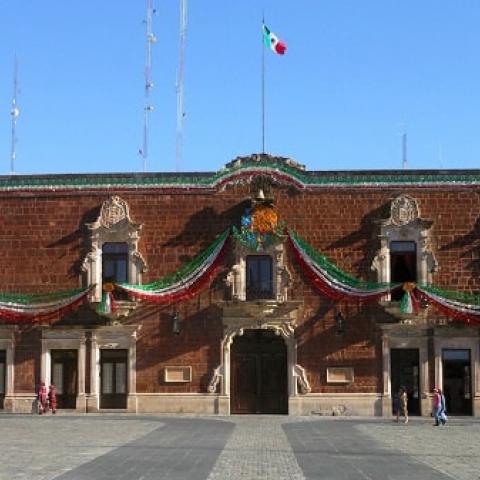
[246,256,273,300]
[390,241,417,300]
[372,194,437,301]
[102,243,129,284]
[82,196,146,301]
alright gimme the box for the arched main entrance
[231,329,288,414]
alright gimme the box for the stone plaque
[326,367,354,384]
[164,366,192,383]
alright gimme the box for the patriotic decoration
[399,283,420,314]
[263,24,287,55]
[116,230,230,303]
[96,283,117,315]
[415,284,480,323]
[233,203,284,251]
[2,217,480,327]
[288,230,400,301]
[0,287,90,323]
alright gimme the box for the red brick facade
[1,156,479,415]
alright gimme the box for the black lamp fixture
[334,310,345,335]
[172,312,182,335]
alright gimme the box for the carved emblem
[99,196,129,228]
[390,195,418,226]
[232,185,285,251]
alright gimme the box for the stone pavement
[0,414,479,479]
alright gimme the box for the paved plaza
[0,414,479,480]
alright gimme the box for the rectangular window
[102,363,114,394]
[102,243,129,284]
[52,363,64,395]
[246,255,273,300]
[390,241,417,300]
[100,349,128,409]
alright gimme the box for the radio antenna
[175,0,187,171]
[10,56,20,175]
[139,0,156,172]
[402,129,407,170]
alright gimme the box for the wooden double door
[100,349,128,409]
[231,329,288,414]
[51,349,78,409]
[390,348,420,415]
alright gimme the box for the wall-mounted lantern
[172,313,182,335]
[334,310,345,335]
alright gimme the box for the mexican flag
[262,24,287,55]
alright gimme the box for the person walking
[432,388,442,426]
[48,384,57,414]
[438,388,447,426]
[37,382,48,415]
[396,386,409,424]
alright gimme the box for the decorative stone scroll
[293,364,311,394]
[207,364,224,393]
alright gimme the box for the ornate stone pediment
[379,194,432,230]
[390,194,418,226]
[224,153,305,172]
[87,196,141,232]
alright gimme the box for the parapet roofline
[1,155,480,193]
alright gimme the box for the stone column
[473,338,480,416]
[76,334,87,412]
[419,341,430,416]
[381,333,391,416]
[127,332,138,412]
[40,340,51,386]
[3,336,15,412]
[87,333,99,413]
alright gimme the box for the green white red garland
[116,230,230,303]
[288,230,399,300]
[0,287,91,323]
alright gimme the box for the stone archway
[207,302,311,415]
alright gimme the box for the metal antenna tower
[175,0,187,172]
[10,56,20,175]
[402,131,407,169]
[140,0,156,172]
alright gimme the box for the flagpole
[261,16,265,153]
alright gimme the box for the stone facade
[0,155,479,416]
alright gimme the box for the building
[0,154,479,416]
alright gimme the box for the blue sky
[1,1,480,174]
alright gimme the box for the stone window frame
[89,326,140,412]
[381,325,430,416]
[372,194,437,298]
[226,241,291,303]
[40,329,87,411]
[81,196,147,302]
[433,328,480,404]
